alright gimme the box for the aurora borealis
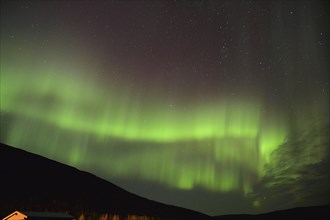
[1,0,329,216]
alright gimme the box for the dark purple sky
[1,0,329,216]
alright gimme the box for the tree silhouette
[251,123,330,210]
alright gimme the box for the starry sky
[0,0,329,216]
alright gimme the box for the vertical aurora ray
[0,30,327,209]
[1,55,289,193]
[1,0,329,215]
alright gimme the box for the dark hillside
[0,142,211,220]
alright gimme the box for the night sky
[1,0,329,216]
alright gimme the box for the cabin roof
[3,211,73,220]
[22,212,73,218]
[3,211,27,220]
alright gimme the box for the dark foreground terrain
[1,142,329,220]
[0,142,211,220]
[214,205,330,220]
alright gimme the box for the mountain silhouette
[1,142,328,220]
[0,142,211,220]
[214,205,330,220]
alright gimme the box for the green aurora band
[0,42,327,196]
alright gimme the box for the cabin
[3,211,74,220]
